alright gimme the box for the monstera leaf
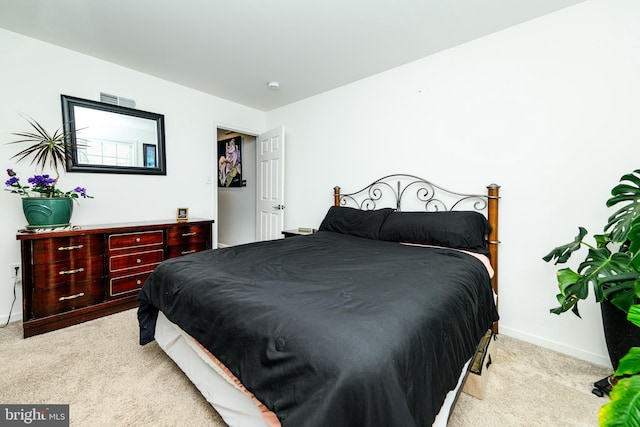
[606,170,640,243]
[543,227,589,265]
[550,247,632,316]
[551,268,583,316]
[598,375,640,426]
[628,217,640,269]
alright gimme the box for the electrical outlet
[10,263,21,280]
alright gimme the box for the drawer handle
[59,292,85,301]
[59,268,85,275]
[136,258,142,264]
[136,237,141,243]
[58,245,84,251]
[181,250,196,255]
[181,232,197,237]
[136,280,142,285]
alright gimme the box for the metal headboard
[333,174,491,213]
[333,174,501,332]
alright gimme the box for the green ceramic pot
[22,197,73,229]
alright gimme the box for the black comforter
[138,231,498,426]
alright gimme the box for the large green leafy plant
[543,170,640,316]
[543,169,640,426]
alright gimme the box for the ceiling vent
[100,92,136,108]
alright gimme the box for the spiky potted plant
[4,115,91,228]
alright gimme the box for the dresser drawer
[32,256,105,289]
[108,230,164,251]
[32,279,104,318]
[167,224,208,246]
[167,242,207,259]
[109,271,153,297]
[109,249,164,272]
[31,235,103,264]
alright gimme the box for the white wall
[0,28,265,325]
[266,0,640,366]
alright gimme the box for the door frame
[215,122,284,245]
[214,123,261,247]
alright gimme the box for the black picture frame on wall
[143,144,156,168]
[218,137,242,188]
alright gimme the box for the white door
[256,126,285,241]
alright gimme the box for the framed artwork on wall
[218,137,242,187]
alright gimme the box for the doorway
[216,128,256,247]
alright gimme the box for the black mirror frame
[61,94,167,175]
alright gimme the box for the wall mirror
[61,94,167,175]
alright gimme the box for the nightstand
[282,228,316,238]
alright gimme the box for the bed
[137,174,500,427]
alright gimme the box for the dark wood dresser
[17,218,214,338]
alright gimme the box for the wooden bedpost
[487,183,500,334]
[334,186,341,206]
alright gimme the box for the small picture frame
[176,207,189,222]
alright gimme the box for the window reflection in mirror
[61,95,166,175]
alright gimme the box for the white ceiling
[0,0,586,111]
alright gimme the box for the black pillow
[318,206,394,240]
[379,211,491,256]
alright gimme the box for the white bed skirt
[154,311,468,427]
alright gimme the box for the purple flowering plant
[5,169,91,199]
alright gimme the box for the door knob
[272,204,285,210]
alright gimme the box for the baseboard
[499,326,612,368]
[0,310,22,327]
[217,243,230,248]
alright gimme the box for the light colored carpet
[0,309,611,426]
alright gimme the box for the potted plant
[543,169,640,426]
[598,300,640,426]
[4,115,91,228]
